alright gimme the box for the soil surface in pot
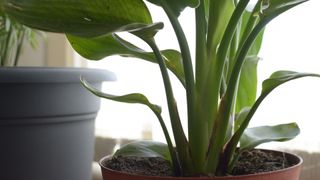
[103,149,295,177]
[105,156,173,176]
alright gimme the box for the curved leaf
[2,0,152,37]
[68,34,185,86]
[80,77,161,113]
[260,0,308,18]
[240,123,300,150]
[225,71,320,169]
[130,22,164,39]
[262,71,320,95]
[238,71,320,140]
[146,0,199,16]
[114,140,171,162]
[81,77,181,173]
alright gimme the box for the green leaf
[80,77,161,113]
[115,140,171,162]
[240,123,300,150]
[146,0,199,16]
[207,0,235,58]
[235,56,259,113]
[129,22,164,39]
[238,71,320,140]
[2,0,152,37]
[239,9,265,56]
[81,76,181,173]
[230,0,309,112]
[224,70,320,171]
[68,34,185,86]
[259,0,308,18]
[262,71,320,95]
[232,9,265,113]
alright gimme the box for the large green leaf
[1,0,152,37]
[240,123,300,150]
[68,34,185,86]
[115,140,171,162]
[146,0,199,16]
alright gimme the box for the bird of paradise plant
[1,0,318,176]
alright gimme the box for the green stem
[188,0,210,173]
[145,38,194,175]
[238,0,262,47]
[204,0,250,174]
[195,0,208,93]
[152,109,181,176]
[14,29,26,66]
[224,93,268,173]
[161,0,197,172]
[227,20,240,83]
[212,19,269,174]
[206,0,218,59]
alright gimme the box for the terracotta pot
[99,150,302,180]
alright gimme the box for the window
[88,1,320,152]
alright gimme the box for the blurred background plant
[0,13,39,66]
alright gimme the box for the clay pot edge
[99,149,303,179]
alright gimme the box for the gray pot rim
[0,67,116,83]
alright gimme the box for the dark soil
[104,156,173,176]
[231,149,292,175]
[104,149,297,177]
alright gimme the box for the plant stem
[195,0,208,93]
[204,0,250,174]
[202,0,235,139]
[188,0,210,173]
[223,93,268,172]
[14,29,25,66]
[145,38,194,175]
[215,19,269,174]
[152,109,182,175]
[161,0,198,172]
[223,21,283,169]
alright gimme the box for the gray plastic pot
[0,67,115,180]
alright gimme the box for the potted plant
[1,0,318,179]
[0,12,115,180]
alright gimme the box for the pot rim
[0,67,116,83]
[99,149,303,179]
